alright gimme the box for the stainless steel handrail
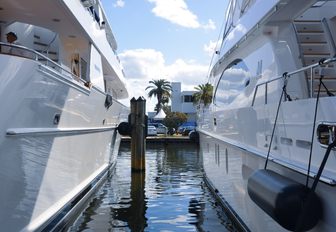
[251,56,336,106]
[291,22,306,65]
[322,18,336,56]
[43,32,58,58]
[0,42,84,83]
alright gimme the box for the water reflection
[69,143,235,231]
[129,171,147,231]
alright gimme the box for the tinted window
[183,95,193,103]
[214,59,251,106]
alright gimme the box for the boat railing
[0,42,84,84]
[43,32,58,59]
[322,18,336,56]
[80,0,118,52]
[291,22,305,67]
[251,56,336,106]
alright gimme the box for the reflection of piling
[129,171,147,231]
[130,97,146,172]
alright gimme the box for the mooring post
[130,97,146,172]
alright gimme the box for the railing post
[130,97,146,172]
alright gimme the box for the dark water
[69,143,236,231]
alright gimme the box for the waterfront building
[171,82,197,122]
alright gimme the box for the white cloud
[118,48,209,111]
[202,19,216,30]
[167,59,208,90]
[203,38,224,58]
[147,0,215,30]
[113,0,125,8]
[118,49,167,111]
[119,49,167,80]
[203,40,218,57]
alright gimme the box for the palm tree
[146,79,172,112]
[193,83,213,107]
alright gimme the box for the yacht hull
[0,55,128,231]
[199,97,336,231]
[198,0,336,230]
[200,131,336,231]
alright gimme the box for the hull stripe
[6,126,117,136]
[198,129,336,185]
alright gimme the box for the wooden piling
[130,97,146,172]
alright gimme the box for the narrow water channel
[69,142,236,231]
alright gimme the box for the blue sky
[101,0,228,111]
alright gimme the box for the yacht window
[214,59,251,106]
[317,123,336,146]
[71,53,80,77]
[90,45,105,91]
[240,0,256,16]
[80,58,88,81]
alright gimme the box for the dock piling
[130,97,147,172]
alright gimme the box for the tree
[192,83,213,107]
[146,79,172,112]
[162,104,171,114]
[163,112,188,133]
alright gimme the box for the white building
[171,82,197,122]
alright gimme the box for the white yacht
[0,0,128,231]
[198,0,336,231]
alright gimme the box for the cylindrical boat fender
[189,130,199,142]
[247,169,323,231]
[117,122,131,136]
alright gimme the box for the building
[171,82,197,122]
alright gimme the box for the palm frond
[145,79,172,112]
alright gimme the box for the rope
[295,139,336,232]
[311,140,336,191]
[306,74,323,187]
[295,109,336,232]
[321,81,335,96]
[307,72,336,191]
[282,72,292,101]
[264,73,288,169]
[318,58,326,65]
[317,58,334,96]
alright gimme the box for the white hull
[199,0,336,231]
[199,99,336,231]
[0,55,128,231]
[0,0,129,230]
